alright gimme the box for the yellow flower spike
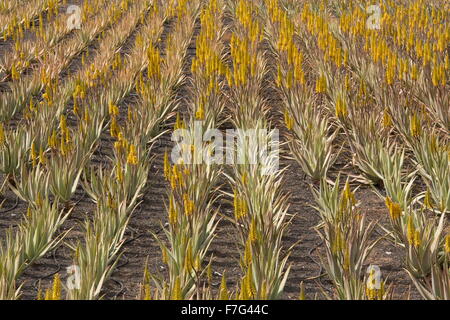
[175,112,183,130]
[378,281,385,300]
[171,277,182,300]
[440,65,447,87]
[39,146,46,166]
[127,144,138,165]
[143,284,151,300]
[168,195,177,226]
[241,171,248,185]
[144,262,151,285]
[226,68,233,87]
[238,278,246,300]
[431,64,439,86]
[184,242,193,271]
[193,256,201,272]
[118,132,128,150]
[72,95,79,116]
[177,164,184,186]
[42,90,52,106]
[196,105,205,120]
[30,142,37,167]
[344,73,351,91]
[411,64,419,81]
[240,198,248,219]
[339,228,346,252]
[26,206,32,219]
[245,266,255,298]
[366,270,378,300]
[183,165,190,176]
[343,180,355,205]
[172,163,180,184]
[170,170,177,190]
[249,218,257,242]
[107,192,116,209]
[445,234,450,254]
[233,190,241,221]
[80,86,86,99]
[163,151,171,180]
[127,107,136,123]
[11,64,19,81]
[383,109,392,128]
[343,246,350,271]
[44,288,53,300]
[113,138,123,155]
[244,237,252,267]
[48,129,57,149]
[52,274,61,300]
[242,274,252,299]
[315,73,327,93]
[28,98,37,113]
[59,115,67,133]
[286,70,293,89]
[424,189,434,209]
[110,116,119,138]
[385,197,402,220]
[65,128,71,145]
[0,123,4,145]
[219,272,229,300]
[161,246,168,265]
[335,94,348,118]
[60,134,67,156]
[108,101,119,116]
[116,163,123,183]
[36,192,43,208]
[414,230,421,248]
[299,282,306,300]
[406,215,415,246]
[331,228,339,254]
[206,263,213,284]
[80,106,90,124]
[410,112,422,138]
[183,194,194,217]
[284,109,293,131]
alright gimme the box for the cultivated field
[0,0,449,300]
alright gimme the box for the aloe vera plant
[313,176,383,300]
